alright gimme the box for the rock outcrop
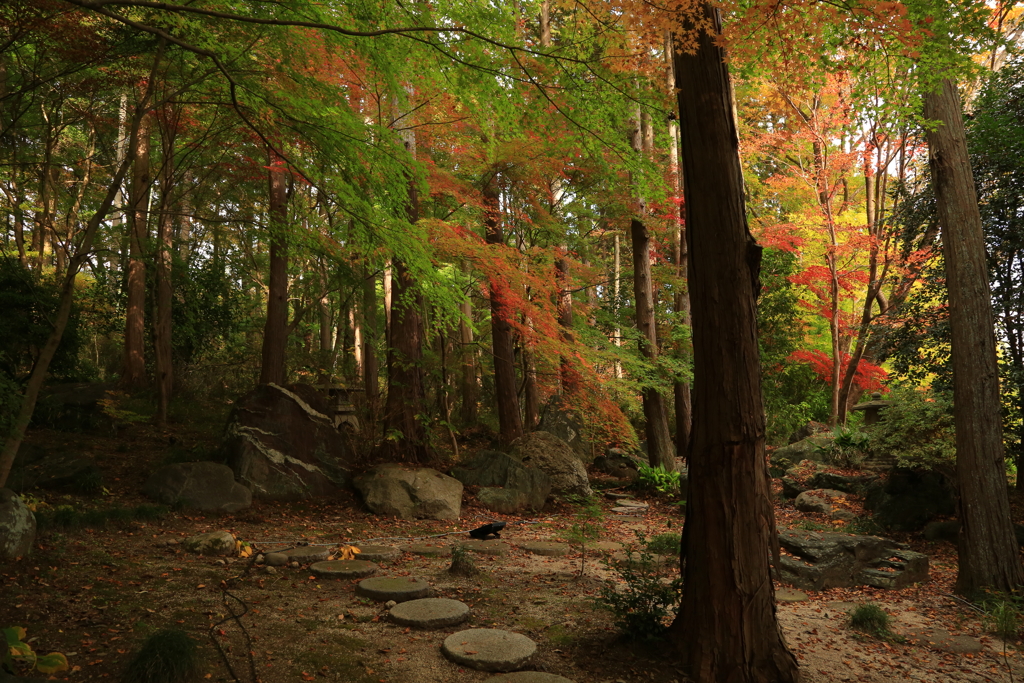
[450,450,550,514]
[510,432,592,498]
[778,530,928,590]
[355,465,462,520]
[0,488,35,560]
[144,461,252,513]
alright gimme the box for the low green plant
[448,544,478,577]
[121,629,200,683]
[848,603,896,639]
[815,425,870,468]
[562,495,604,576]
[2,626,69,676]
[984,599,1022,640]
[596,532,684,641]
[645,533,681,557]
[867,386,956,475]
[633,463,682,496]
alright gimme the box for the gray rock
[0,489,35,560]
[592,453,641,481]
[310,560,377,578]
[265,552,289,566]
[780,477,807,499]
[863,468,956,532]
[143,461,252,513]
[6,450,101,493]
[442,629,537,672]
[904,628,984,654]
[451,450,550,513]
[388,598,470,628]
[401,543,451,556]
[807,472,878,494]
[225,383,352,501]
[482,675,576,683]
[519,541,569,556]
[283,546,330,563]
[794,489,848,514]
[510,432,592,498]
[182,531,236,556]
[778,530,929,591]
[831,508,859,522]
[355,576,430,602]
[537,402,595,463]
[459,540,509,555]
[770,435,834,470]
[352,544,400,562]
[923,520,961,543]
[354,465,462,520]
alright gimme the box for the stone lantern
[850,392,891,426]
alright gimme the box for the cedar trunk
[924,78,1024,595]
[484,172,524,444]
[668,6,800,682]
[259,150,289,386]
[363,266,380,417]
[154,115,176,426]
[121,114,151,390]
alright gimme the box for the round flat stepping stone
[352,544,400,562]
[593,542,623,553]
[605,492,632,499]
[284,546,330,562]
[389,598,470,628]
[905,628,984,654]
[611,506,646,514]
[520,541,570,557]
[402,543,452,557]
[459,540,510,555]
[310,560,377,579]
[612,515,645,521]
[614,499,648,508]
[483,674,576,683]
[775,588,809,603]
[264,552,289,567]
[442,629,537,672]
[355,576,430,602]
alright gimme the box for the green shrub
[632,464,681,496]
[645,533,681,556]
[562,495,605,576]
[816,425,870,468]
[121,629,200,683]
[596,532,684,641]
[981,597,1022,641]
[867,386,955,473]
[848,603,894,638]
[448,544,478,577]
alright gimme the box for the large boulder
[6,448,102,494]
[144,461,252,513]
[510,432,592,498]
[450,451,550,513]
[778,530,929,591]
[769,435,833,471]
[0,489,35,560]
[794,489,848,515]
[32,382,117,433]
[537,403,595,463]
[806,471,878,494]
[355,465,462,520]
[225,383,352,500]
[863,468,956,532]
[592,450,642,481]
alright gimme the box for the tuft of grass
[984,599,1022,641]
[448,544,478,577]
[848,603,895,639]
[121,629,200,683]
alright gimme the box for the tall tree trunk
[0,77,155,489]
[154,107,176,426]
[924,78,1024,595]
[613,233,623,379]
[382,106,430,461]
[485,171,525,444]
[630,107,675,471]
[459,284,478,426]
[667,10,800,682]
[362,265,380,418]
[259,149,289,386]
[121,113,152,390]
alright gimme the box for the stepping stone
[520,541,570,557]
[775,588,809,603]
[611,506,646,514]
[402,542,452,557]
[355,576,430,602]
[283,546,330,563]
[905,628,984,654]
[612,515,646,521]
[614,499,648,508]
[483,674,577,683]
[442,629,537,672]
[605,492,632,499]
[389,598,470,628]
[264,552,289,567]
[352,544,400,562]
[310,560,377,579]
[459,540,510,555]
[593,542,623,553]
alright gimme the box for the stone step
[352,544,400,562]
[388,598,470,628]
[442,629,537,672]
[355,576,430,602]
[310,560,377,579]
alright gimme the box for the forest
[4,0,1024,682]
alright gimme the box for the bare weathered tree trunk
[667,10,800,682]
[259,149,289,386]
[485,171,525,444]
[154,106,177,425]
[924,78,1024,595]
[630,107,675,471]
[121,113,151,390]
[459,285,478,426]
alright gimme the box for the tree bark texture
[259,149,289,386]
[668,6,800,682]
[363,266,380,418]
[121,113,151,390]
[154,111,176,425]
[459,291,478,426]
[924,78,1024,595]
[485,171,524,444]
